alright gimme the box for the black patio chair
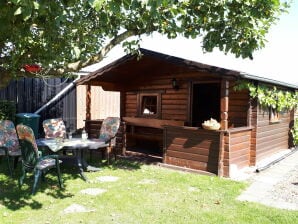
[16,124,63,195]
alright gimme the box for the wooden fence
[76,85,120,129]
[0,77,76,137]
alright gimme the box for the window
[142,96,157,115]
[138,93,161,118]
[270,107,280,123]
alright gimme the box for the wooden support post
[220,79,229,130]
[86,85,91,121]
[249,98,258,166]
[218,132,226,177]
[218,79,229,177]
[120,91,125,118]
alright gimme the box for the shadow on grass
[0,164,79,211]
[85,150,146,171]
[106,159,144,170]
[0,154,154,211]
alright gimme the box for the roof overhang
[76,48,298,90]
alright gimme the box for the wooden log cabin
[77,49,297,177]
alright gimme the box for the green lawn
[0,158,297,224]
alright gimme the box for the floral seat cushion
[43,118,66,138]
[99,117,120,143]
[0,120,21,156]
[17,124,39,152]
[36,158,62,170]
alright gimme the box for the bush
[291,118,298,146]
[0,100,16,122]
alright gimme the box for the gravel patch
[267,165,298,207]
[237,149,298,210]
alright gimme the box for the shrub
[291,118,298,146]
[0,100,16,122]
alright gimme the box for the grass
[0,157,297,224]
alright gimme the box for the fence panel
[0,77,76,137]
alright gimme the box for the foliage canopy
[0,0,289,83]
[234,80,298,112]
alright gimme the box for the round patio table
[36,138,108,181]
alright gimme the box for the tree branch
[63,30,137,74]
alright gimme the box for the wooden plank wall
[256,107,291,162]
[124,73,221,121]
[77,85,120,129]
[124,75,189,121]
[125,92,137,117]
[229,129,251,172]
[221,128,252,177]
[228,86,249,128]
[164,126,221,174]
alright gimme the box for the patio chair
[89,117,120,163]
[16,124,63,195]
[42,118,74,155]
[42,118,66,139]
[0,120,21,176]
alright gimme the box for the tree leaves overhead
[0,0,289,79]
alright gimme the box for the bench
[122,117,184,148]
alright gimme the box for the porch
[78,49,294,177]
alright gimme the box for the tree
[0,0,289,87]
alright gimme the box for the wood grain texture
[255,107,291,162]
[164,126,220,174]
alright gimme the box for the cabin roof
[76,48,298,90]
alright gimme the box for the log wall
[124,75,190,121]
[163,126,221,174]
[255,107,291,162]
[222,127,252,177]
[228,87,249,128]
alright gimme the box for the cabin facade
[77,49,297,177]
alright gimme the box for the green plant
[291,117,298,146]
[0,0,288,84]
[0,100,16,122]
[234,80,298,112]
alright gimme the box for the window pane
[141,96,157,115]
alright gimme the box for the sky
[83,1,298,85]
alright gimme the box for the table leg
[76,148,101,181]
[84,149,101,172]
[76,149,88,181]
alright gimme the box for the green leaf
[14,7,22,15]
[91,0,106,11]
[22,7,32,21]
[33,1,40,10]
[109,1,121,14]
[11,0,21,4]
[73,46,81,59]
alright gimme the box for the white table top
[36,138,108,152]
